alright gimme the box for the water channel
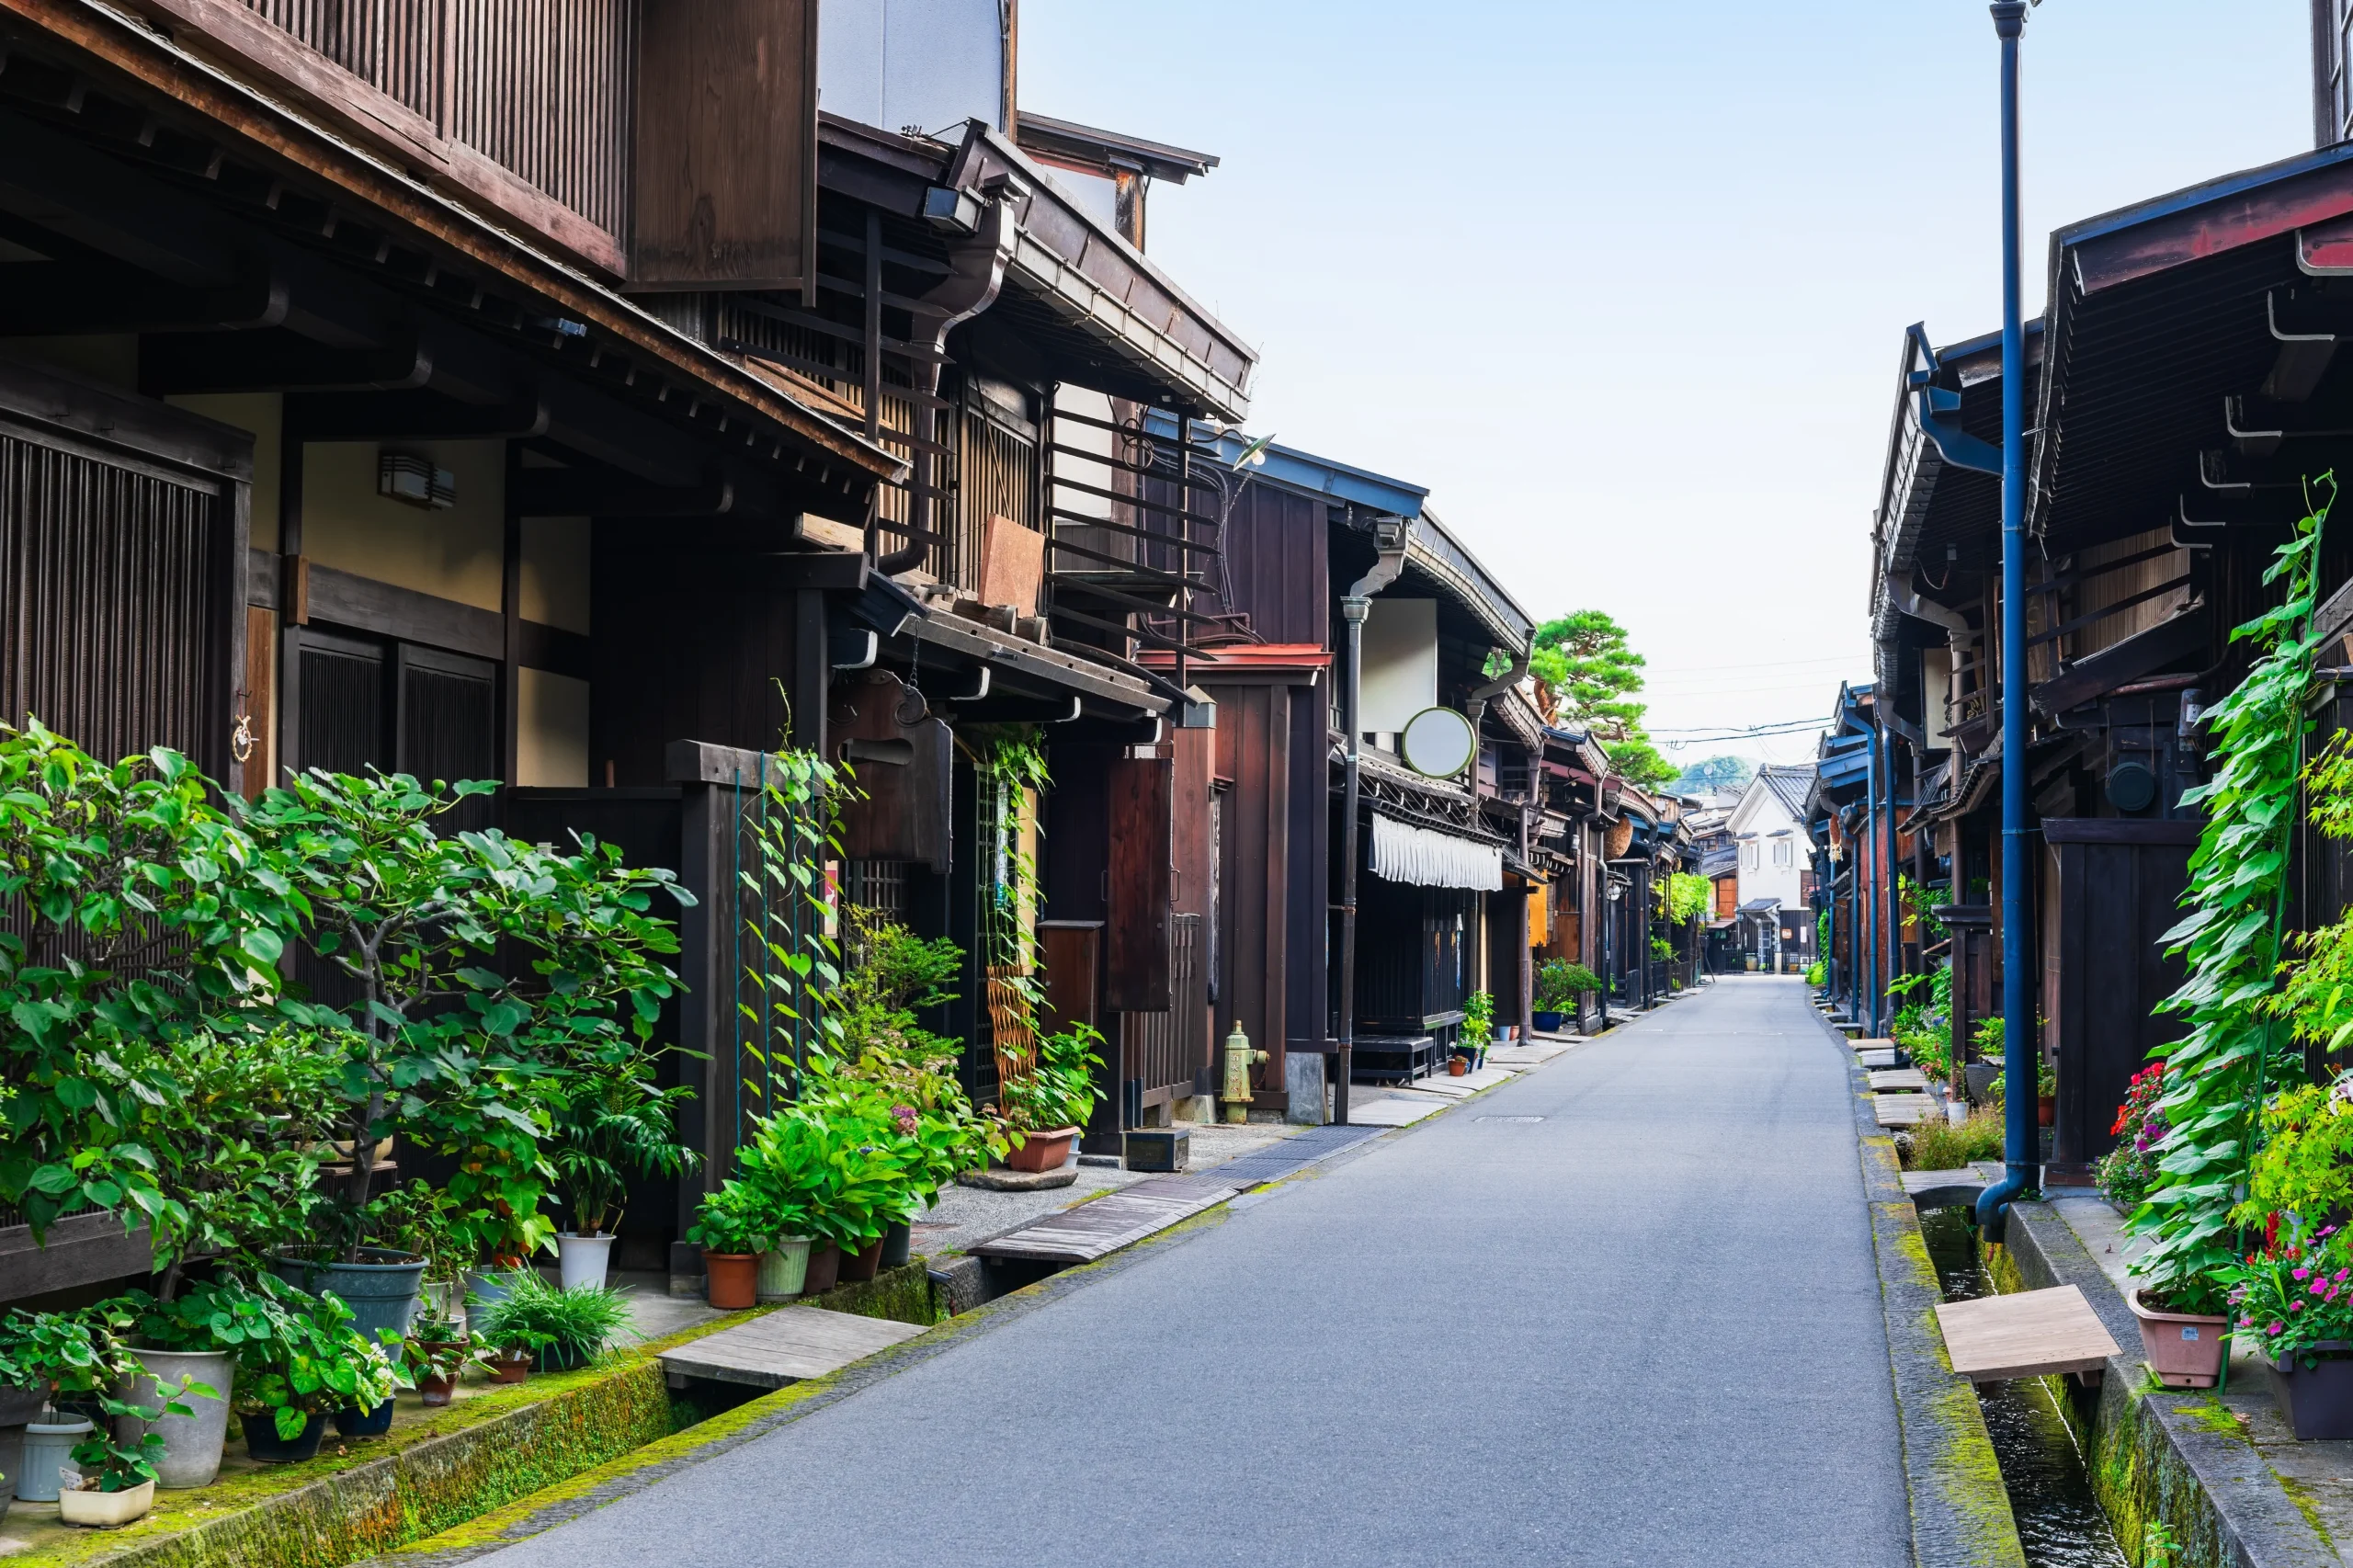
[1918,1207,2131,1568]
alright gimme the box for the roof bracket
[1905,324,2002,475]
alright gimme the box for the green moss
[802,1259,938,1327]
[2170,1399,2245,1439]
[2275,1472,2336,1550]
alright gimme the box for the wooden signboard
[1106,756,1172,1012]
[979,515,1046,617]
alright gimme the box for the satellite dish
[1400,706,1478,778]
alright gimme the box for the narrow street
[481,978,1904,1568]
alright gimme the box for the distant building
[1728,766,1817,971]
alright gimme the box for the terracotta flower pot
[704,1251,757,1310]
[58,1477,153,1528]
[803,1243,841,1295]
[2129,1288,2230,1388]
[839,1236,884,1283]
[484,1349,532,1385]
[2037,1095,2056,1128]
[417,1373,456,1408]
[1006,1127,1078,1173]
[1449,1057,1467,1077]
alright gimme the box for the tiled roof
[1757,764,1816,822]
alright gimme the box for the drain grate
[1476,1115,1545,1123]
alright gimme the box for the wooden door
[2045,819,2196,1180]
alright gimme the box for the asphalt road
[481,976,1906,1568]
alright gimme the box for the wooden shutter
[1105,756,1172,1012]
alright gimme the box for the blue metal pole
[1864,728,1881,1033]
[1978,0,2033,1244]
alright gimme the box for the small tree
[243,768,690,1265]
[1530,611,1675,788]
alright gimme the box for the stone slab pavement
[471,975,1907,1568]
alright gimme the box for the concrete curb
[2002,1199,2337,1568]
[1816,1004,2028,1568]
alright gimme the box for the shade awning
[1370,811,1503,892]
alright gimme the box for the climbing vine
[2127,476,2334,1312]
[963,726,1051,983]
[1663,871,1710,926]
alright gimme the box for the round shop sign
[1399,706,1478,778]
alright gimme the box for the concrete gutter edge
[1824,1006,2028,1568]
[2002,1199,2338,1567]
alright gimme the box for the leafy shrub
[1461,991,1495,1047]
[999,1022,1105,1136]
[2219,1220,2353,1367]
[471,1271,632,1370]
[1902,1108,2006,1171]
[1536,960,1602,1011]
[2236,1081,2353,1227]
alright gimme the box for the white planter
[1946,1099,1970,1127]
[121,1348,233,1489]
[424,1278,470,1336]
[58,1477,154,1528]
[756,1239,812,1302]
[556,1232,615,1290]
[17,1418,91,1502]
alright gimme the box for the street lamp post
[1976,0,2034,1246]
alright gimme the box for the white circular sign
[1400,706,1477,778]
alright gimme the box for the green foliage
[471,1271,632,1370]
[0,1297,143,1403]
[735,747,847,1102]
[225,1277,401,1438]
[686,1181,774,1256]
[1806,959,1826,987]
[999,1021,1105,1136]
[2235,1083,2353,1226]
[242,767,690,1265]
[551,1062,698,1238]
[1898,875,1950,937]
[1664,871,1710,925]
[1530,610,1675,788]
[1665,756,1756,798]
[1903,1107,2006,1170]
[1536,960,1602,1010]
[1461,991,1495,1047]
[2129,481,2333,1314]
[0,722,307,1247]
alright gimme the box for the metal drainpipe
[1881,725,1899,1001]
[1864,726,1881,1034]
[1335,518,1409,1126]
[1978,0,2034,1245]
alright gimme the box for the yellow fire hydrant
[1222,1018,1267,1124]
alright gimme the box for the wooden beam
[0,1213,153,1303]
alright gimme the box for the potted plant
[232,1290,399,1463]
[687,1183,771,1310]
[999,1022,1106,1173]
[400,1304,478,1406]
[2124,1269,2232,1390]
[2221,1223,2353,1437]
[1533,961,1600,1034]
[116,1279,306,1489]
[58,1420,167,1529]
[550,1062,698,1290]
[471,1272,633,1374]
[2036,1055,2058,1128]
[1456,992,1494,1073]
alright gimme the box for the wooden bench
[1349,1034,1438,1085]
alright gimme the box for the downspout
[878,194,1017,575]
[1864,731,1881,1034]
[1978,0,2035,1245]
[1335,517,1410,1126]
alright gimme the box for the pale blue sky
[1021,1,2311,764]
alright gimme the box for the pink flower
[2273,1322,2287,1335]
[2294,1267,2311,1280]
[2315,1281,2333,1296]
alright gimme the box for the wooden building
[1826,128,2353,1178]
[0,1,1262,1295]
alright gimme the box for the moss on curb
[6,1262,946,1568]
